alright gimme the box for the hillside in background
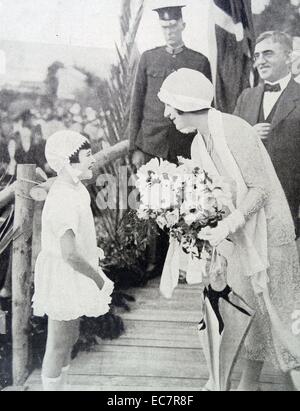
[0,40,116,86]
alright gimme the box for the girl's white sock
[61,365,71,391]
[41,373,63,391]
[290,369,300,391]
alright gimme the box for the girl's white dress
[32,179,113,321]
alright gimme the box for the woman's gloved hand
[198,210,245,247]
[198,221,230,247]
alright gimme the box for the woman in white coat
[158,68,300,391]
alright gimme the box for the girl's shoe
[290,369,300,391]
[41,374,63,391]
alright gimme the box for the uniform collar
[165,43,185,55]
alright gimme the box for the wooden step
[27,347,283,382]
[117,287,203,323]
[25,372,288,392]
[25,373,207,391]
[24,270,288,391]
[131,277,203,291]
[99,320,201,349]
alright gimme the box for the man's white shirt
[263,73,291,119]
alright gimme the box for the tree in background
[253,0,300,36]
[44,61,64,107]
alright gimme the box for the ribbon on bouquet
[160,237,235,299]
[160,237,205,299]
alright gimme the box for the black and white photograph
[1,0,300,394]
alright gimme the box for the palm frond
[90,1,145,244]
[0,205,14,241]
[0,167,15,258]
[0,226,17,256]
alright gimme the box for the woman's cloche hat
[158,68,214,112]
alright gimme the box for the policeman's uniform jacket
[129,45,211,161]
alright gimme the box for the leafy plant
[0,170,15,291]
[85,0,148,285]
[97,210,159,288]
[253,0,300,36]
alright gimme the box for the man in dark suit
[129,0,211,169]
[234,31,300,237]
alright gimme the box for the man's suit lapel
[271,80,300,129]
[248,84,264,124]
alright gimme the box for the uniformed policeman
[129,1,211,274]
[129,0,211,169]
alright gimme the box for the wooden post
[12,165,36,386]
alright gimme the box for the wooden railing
[9,140,130,386]
[12,165,36,386]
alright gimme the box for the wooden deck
[25,278,290,391]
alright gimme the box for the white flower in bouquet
[135,174,149,191]
[184,211,202,226]
[212,188,233,209]
[144,183,162,210]
[135,157,230,264]
[172,174,184,190]
[161,162,178,177]
[137,158,177,181]
[199,194,218,217]
[184,182,205,206]
[138,157,160,176]
[136,159,160,194]
[156,214,168,230]
[180,199,198,215]
[165,209,180,228]
[137,205,150,220]
[177,156,199,172]
[160,178,178,209]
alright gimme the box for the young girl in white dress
[32,130,114,391]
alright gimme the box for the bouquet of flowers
[135,157,233,261]
[135,158,257,393]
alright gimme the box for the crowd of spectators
[0,101,111,181]
[0,99,112,298]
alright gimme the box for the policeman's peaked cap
[152,0,186,21]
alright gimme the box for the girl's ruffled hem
[32,293,112,321]
[33,252,114,321]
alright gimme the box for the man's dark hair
[69,140,91,164]
[256,31,293,54]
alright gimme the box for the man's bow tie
[264,83,281,93]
